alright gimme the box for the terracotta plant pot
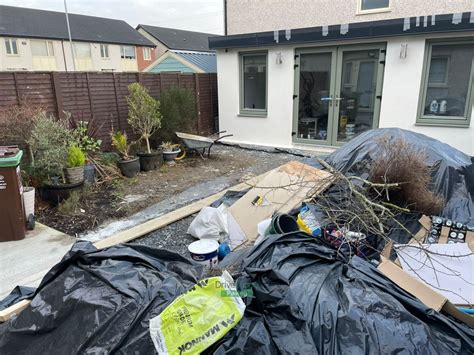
[65,166,85,184]
[137,151,162,171]
[118,157,140,178]
[162,148,181,162]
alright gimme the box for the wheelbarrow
[175,131,233,158]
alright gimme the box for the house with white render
[210,1,474,155]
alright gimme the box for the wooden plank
[0,300,31,323]
[93,173,266,249]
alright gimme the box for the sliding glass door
[293,44,385,145]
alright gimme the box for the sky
[0,0,224,34]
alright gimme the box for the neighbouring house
[0,5,155,72]
[137,25,217,73]
[211,0,474,155]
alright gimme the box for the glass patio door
[293,44,385,145]
[332,45,385,144]
[293,48,337,144]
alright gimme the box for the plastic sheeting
[0,286,35,311]
[0,241,205,354]
[1,236,473,354]
[316,128,474,225]
[210,232,474,354]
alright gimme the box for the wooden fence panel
[0,71,218,147]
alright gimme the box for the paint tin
[188,240,219,269]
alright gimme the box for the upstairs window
[73,42,92,58]
[100,44,109,59]
[240,52,267,116]
[121,46,136,59]
[418,40,474,127]
[5,38,18,55]
[143,47,151,61]
[31,40,54,57]
[358,0,390,13]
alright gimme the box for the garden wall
[0,72,218,147]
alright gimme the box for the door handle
[321,95,333,106]
[335,96,344,107]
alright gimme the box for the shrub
[0,99,45,164]
[126,83,162,154]
[67,146,86,168]
[70,119,102,154]
[159,87,196,142]
[369,137,444,215]
[58,191,81,216]
[28,112,72,182]
[111,131,131,160]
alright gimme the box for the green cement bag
[149,271,246,354]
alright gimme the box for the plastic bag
[187,206,229,241]
[149,271,245,354]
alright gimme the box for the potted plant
[65,146,86,184]
[69,116,103,184]
[160,141,181,162]
[111,131,140,178]
[28,112,83,205]
[127,82,162,171]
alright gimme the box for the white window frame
[357,0,391,15]
[4,38,19,56]
[121,46,136,60]
[143,47,151,61]
[31,40,55,57]
[100,44,110,59]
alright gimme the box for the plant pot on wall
[137,151,161,171]
[118,157,140,178]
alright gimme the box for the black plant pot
[40,181,84,206]
[118,157,140,178]
[137,151,162,171]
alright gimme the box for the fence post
[12,72,21,104]
[194,74,201,134]
[113,73,122,131]
[52,72,65,119]
[158,73,163,96]
[85,72,94,117]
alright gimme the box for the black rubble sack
[209,233,474,354]
[313,128,474,225]
[0,241,205,355]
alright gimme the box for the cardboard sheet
[396,243,474,305]
[228,161,331,246]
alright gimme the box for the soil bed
[38,145,316,236]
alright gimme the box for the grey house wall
[226,0,474,34]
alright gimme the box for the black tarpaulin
[210,233,474,354]
[0,241,204,354]
[1,235,473,353]
[315,128,473,225]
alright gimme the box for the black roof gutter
[209,12,474,49]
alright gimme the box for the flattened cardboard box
[378,256,474,327]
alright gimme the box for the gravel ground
[131,144,326,257]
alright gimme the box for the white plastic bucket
[188,240,219,269]
[23,186,35,217]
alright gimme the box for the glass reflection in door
[336,49,380,142]
[297,52,333,142]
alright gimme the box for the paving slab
[0,223,75,299]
